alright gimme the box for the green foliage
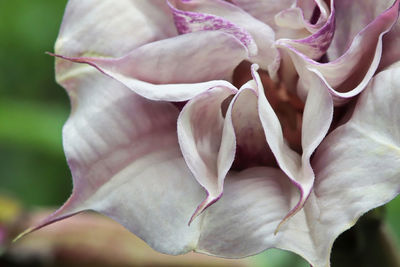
[0,0,70,206]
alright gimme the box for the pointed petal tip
[274,185,309,235]
[188,194,222,226]
[13,207,83,242]
[12,227,34,243]
[12,213,76,242]
[45,51,55,57]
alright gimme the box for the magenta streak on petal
[168,1,257,56]
[189,194,222,225]
[297,0,329,29]
[273,182,306,234]
[277,0,400,105]
[295,6,335,58]
[251,64,334,233]
[177,86,238,224]
[279,0,335,60]
[250,64,305,232]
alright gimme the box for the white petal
[277,0,400,105]
[196,167,296,257]
[276,0,334,60]
[171,0,280,78]
[380,7,400,70]
[254,65,332,228]
[30,70,205,254]
[231,85,276,169]
[56,0,177,57]
[327,0,397,60]
[275,0,330,33]
[231,0,296,30]
[289,63,400,267]
[177,86,237,221]
[54,31,246,101]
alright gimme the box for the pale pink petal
[247,66,400,266]
[297,0,330,30]
[169,1,258,56]
[177,86,237,222]
[179,78,277,222]
[380,17,400,70]
[254,65,332,229]
[29,70,206,255]
[195,167,338,267]
[171,0,280,78]
[277,0,400,104]
[230,85,276,170]
[56,0,177,58]
[196,167,296,257]
[327,0,397,60]
[301,69,334,159]
[290,68,333,224]
[315,63,400,211]
[189,79,275,217]
[53,31,247,101]
[231,0,296,30]
[275,0,330,33]
[277,0,335,60]
[273,0,333,89]
[284,62,400,267]
[272,191,332,267]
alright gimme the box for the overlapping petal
[276,0,334,60]
[277,0,400,104]
[170,0,280,78]
[55,0,177,58]
[285,62,400,267]
[53,31,246,101]
[327,0,396,60]
[169,1,258,56]
[274,0,330,36]
[29,69,207,254]
[230,85,275,170]
[380,14,400,70]
[313,63,400,230]
[196,167,296,257]
[177,71,277,222]
[261,64,400,267]
[231,0,295,30]
[28,0,400,266]
[255,65,333,228]
[177,86,237,222]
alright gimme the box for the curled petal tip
[251,63,260,72]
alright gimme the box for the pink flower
[31,1,400,266]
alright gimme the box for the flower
[28,1,400,266]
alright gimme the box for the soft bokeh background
[0,1,399,266]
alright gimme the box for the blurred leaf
[0,97,68,153]
[386,196,400,244]
[0,98,68,154]
[0,0,68,102]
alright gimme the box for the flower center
[233,62,304,154]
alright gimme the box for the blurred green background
[0,1,399,266]
[0,0,71,207]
